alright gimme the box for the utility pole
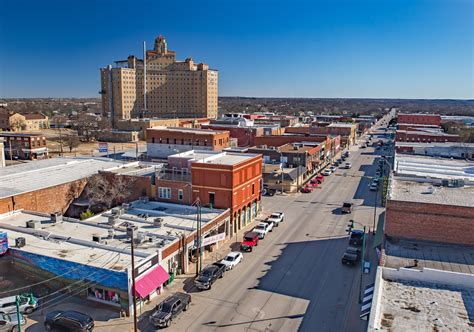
[15,295,21,332]
[359,226,367,303]
[129,227,138,332]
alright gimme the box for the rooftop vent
[51,212,63,223]
[108,215,119,226]
[92,234,106,244]
[154,218,163,228]
[26,220,40,229]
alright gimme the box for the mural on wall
[0,232,8,255]
[9,249,128,291]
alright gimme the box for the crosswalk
[360,282,375,320]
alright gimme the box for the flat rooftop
[378,279,473,331]
[0,157,131,199]
[390,178,474,207]
[384,238,474,274]
[396,129,457,137]
[148,127,228,135]
[394,153,474,181]
[396,141,474,148]
[170,150,259,166]
[327,122,356,128]
[0,200,227,271]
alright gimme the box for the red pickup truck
[240,232,259,252]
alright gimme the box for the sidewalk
[108,211,269,330]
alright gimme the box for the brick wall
[395,130,460,143]
[385,200,474,245]
[398,114,441,126]
[0,179,87,215]
[254,135,327,147]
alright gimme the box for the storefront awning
[134,265,170,298]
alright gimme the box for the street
[155,142,384,331]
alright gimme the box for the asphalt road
[167,142,386,332]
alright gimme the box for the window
[252,184,255,195]
[158,187,171,199]
[178,189,184,201]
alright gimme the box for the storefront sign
[98,142,108,153]
[135,255,159,277]
[202,232,226,247]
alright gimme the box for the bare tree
[64,134,80,152]
[85,173,134,211]
[10,117,26,131]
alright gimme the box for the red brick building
[398,113,441,126]
[0,133,48,160]
[284,123,357,147]
[155,150,263,235]
[146,127,230,158]
[395,130,460,143]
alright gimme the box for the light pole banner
[201,232,226,247]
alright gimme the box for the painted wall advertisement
[0,232,8,255]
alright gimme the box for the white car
[329,166,337,172]
[268,212,284,225]
[220,252,243,270]
[253,222,272,239]
[321,169,332,176]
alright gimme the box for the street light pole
[358,225,367,303]
[129,227,138,332]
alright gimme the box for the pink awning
[134,265,170,298]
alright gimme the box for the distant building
[395,142,474,159]
[0,111,49,131]
[100,35,218,126]
[395,129,460,143]
[285,122,358,147]
[146,127,230,159]
[0,132,48,160]
[398,113,441,126]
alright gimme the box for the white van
[0,295,38,315]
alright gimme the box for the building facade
[0,133,48,160]
[146,127,230,159]
[100,35,218,126]
[0,111,49,132]
[398,113,441,126]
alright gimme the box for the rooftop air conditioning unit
[15,237,26,248]
[154,218,163,228]
[26,220,40,229]
[108,229,115,239]
[126,225,138,237]
[51,212,63,223]
[122,203,130,210]
[134,232,146,245]
[111,207,123,216]
[108,215,119,226]
[92,234,106,244]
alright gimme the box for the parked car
[341,247,361,265]
[253,222,272,239]
[267,212,284,225]
[341,156,347,161]
[315,175,324,183]
[194,263,226,290]
[220,252,243,270]
[262,218,275,229]
[263,188,276,196]
[321,169,332,176]
[343,151,350,157]
[349,230,365,246]
[334,160,341,166]
[301,185,313,193]
[0,313,26,332]
[341,202,353,214]
[149,292,191,329]
[0,295,38,315]
[344,162,352,169]
[240,232,259,252]
[329,166,337,172]
[361,145,367,149]
[44,310,94,332]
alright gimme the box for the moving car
[253,222,272,239]
[321,169,332,176]
[44,310,94,332]
[240,232,259,252]
[220,252,243,270]
[341,202,353,214]
[194,263,226,290]
[149,292,191,329]
[349,230,365,246]
[0,295,38,315]
[0,313,26,332]
[344,162,352,169]
[341,247,361,265]
[369,182,378,191]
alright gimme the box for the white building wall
[147,143,212,158]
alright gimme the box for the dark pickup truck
[341,247,361,266]
[194,263,226,290]
[149,292,191,329]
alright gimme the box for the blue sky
[0,0,472,99]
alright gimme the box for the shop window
[158,187,171,199]
[88,287,120,305]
